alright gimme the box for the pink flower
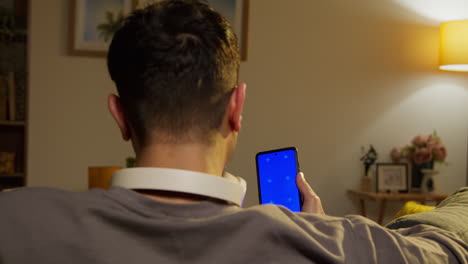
[433,144,447,161]
[390,147,402,163]
[392,132,446,166]
[426,136,440,150]
[412,148,433,164]
[412,135,429,147]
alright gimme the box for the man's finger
[296,172,325,215]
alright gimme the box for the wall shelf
[0,173,25,178]
[0,121,26,126]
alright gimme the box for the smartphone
[256,147,301,212]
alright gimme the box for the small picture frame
[69,0,134,57]
[376,163,409,193]
[0,152,16,175]
[134,0,250,61]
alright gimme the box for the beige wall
[28,0,132,189]
[28,0,468,220]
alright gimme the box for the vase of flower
[420,169,438,193]
[390,131,447,192]
[360,174,372,192]
[411,161,434,192]
[360,145,378,192]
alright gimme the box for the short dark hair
[107,0,240,144]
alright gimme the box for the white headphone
[111,168,247,206]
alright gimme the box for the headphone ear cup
[223,172,247,205]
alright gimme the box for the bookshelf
[0,120,25,126]
[0,0,28,190]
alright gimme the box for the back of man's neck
[135,143,226,176]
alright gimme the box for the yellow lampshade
[439,20,468,72]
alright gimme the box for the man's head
[107,0,243,150]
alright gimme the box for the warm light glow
[395,0,468,23]
[439,65,468,72]
[439,20,468,72]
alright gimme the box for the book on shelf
[0,75,7,120]
[14,71,26,121]
[7,72,16,121]
[0,72,25,122]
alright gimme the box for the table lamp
[439,20,468,72]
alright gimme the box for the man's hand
[296,172,325,214]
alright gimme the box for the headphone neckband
[111,167,246,206]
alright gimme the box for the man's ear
[228,83,247,132]
[108,94,131,141]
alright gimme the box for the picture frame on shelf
[69,0,133,57]
[376,163,409,193]
[0,152,15,175]
[134,0,250,61]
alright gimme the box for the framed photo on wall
[134,0,250,61]
[69,0,133,56]
[376,163,409,193]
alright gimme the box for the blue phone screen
[257,149,301,212]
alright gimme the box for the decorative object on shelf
[134,0,250,61]
[126,157,136,168]
[360,174,372,192]
[0,152,15,175]
[390,131,447,192]
[421,169,439,193]
[69,0,133,57]
[88,166,122,189]
[0,6,16,42]
[376,163,408,193]
[0,4,27,43]
[360,145,378,192]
